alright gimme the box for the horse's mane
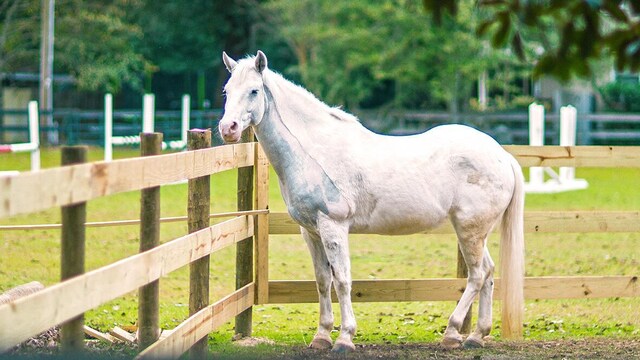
[235,57,360,124]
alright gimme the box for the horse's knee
[466,274,485,292]
[332,276,352,295]
[315,273,332,293]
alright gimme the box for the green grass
[1,148,639,353]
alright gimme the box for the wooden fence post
[138,133,162,350]
[60,146,88,353]
[456,246,472,334]
[254,143,270,304]
[188,129,211,359]
[235,129,254,338]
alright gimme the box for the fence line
[269,210,640,235]
[266,276,640,304]
[0,209,270,231]
[1,140,639,357]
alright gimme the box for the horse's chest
[279,171,348,228]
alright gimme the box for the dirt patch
[220,338,640,359]
[5,337,640,359]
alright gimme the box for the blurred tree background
[0,0,638,112]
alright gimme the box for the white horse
[219,51,525,352]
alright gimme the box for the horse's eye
[250,89,259,96]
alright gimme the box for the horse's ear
[255,50,268,73]
[222,51,237,73]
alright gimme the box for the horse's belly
[350,203,448,235]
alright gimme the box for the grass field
[1,147,639,355]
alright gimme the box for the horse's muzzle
[219,119,241,143]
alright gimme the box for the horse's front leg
[317,214,356,353]
[302,227,334,350]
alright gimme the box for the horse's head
[218,50,269,143]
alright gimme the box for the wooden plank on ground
[269,211,640,235]
[0,143,255,219]
[109,326,135,343]
[83,326,116,343]
[136,284,254,360]
[0,216,253,352]
[267,275,639,304]
[504,145,640,168]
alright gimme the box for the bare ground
[214,338,640,360]
[5,337,640,359]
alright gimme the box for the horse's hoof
[441,336,463,350]
[462,336,484,349]
[309,336,332,350]
[332,339,356,353]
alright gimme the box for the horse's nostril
[230,122,238,131]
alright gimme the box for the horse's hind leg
[302,228,334,350]
[463,248,495,348]
[442,230,491,349]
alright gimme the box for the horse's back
[350,124,517,235]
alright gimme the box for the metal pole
[28,101,40,171]
[143,94,155,133]
[181,94,190,146]
[104,94,113,161]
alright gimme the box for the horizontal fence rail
[269,211,640,235]
[504,145,640,167]
[0,209,270,231]
[0,142,255,218]
[0,215,253,352]
[267,276,640,304]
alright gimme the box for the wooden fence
[0,130,269,358]
[265,145,640,304]
[1,138,639,357]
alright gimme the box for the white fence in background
[0,101,41,175]
[525,103,588,193]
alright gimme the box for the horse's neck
[255,79,337,176]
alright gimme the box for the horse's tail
[499,157,525,339]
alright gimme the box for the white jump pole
[27,101,40,172]
[181,94,190,146]
[528,103,545,185]
[104,93,113,162]
[143,94,155,133]
[559,105,577,182]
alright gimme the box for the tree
[0,0,147,94]
[423,0,640,81]
[56,0,147,93]
[266,0,517,111]
[0,0,39,73]
[130,0,265,107]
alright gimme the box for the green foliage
[0,0,40,72]
[55,1,147,93]
[266,0,514,111]
[0,0,147,93]
[599,80,640,112]
[424,0,640,82]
